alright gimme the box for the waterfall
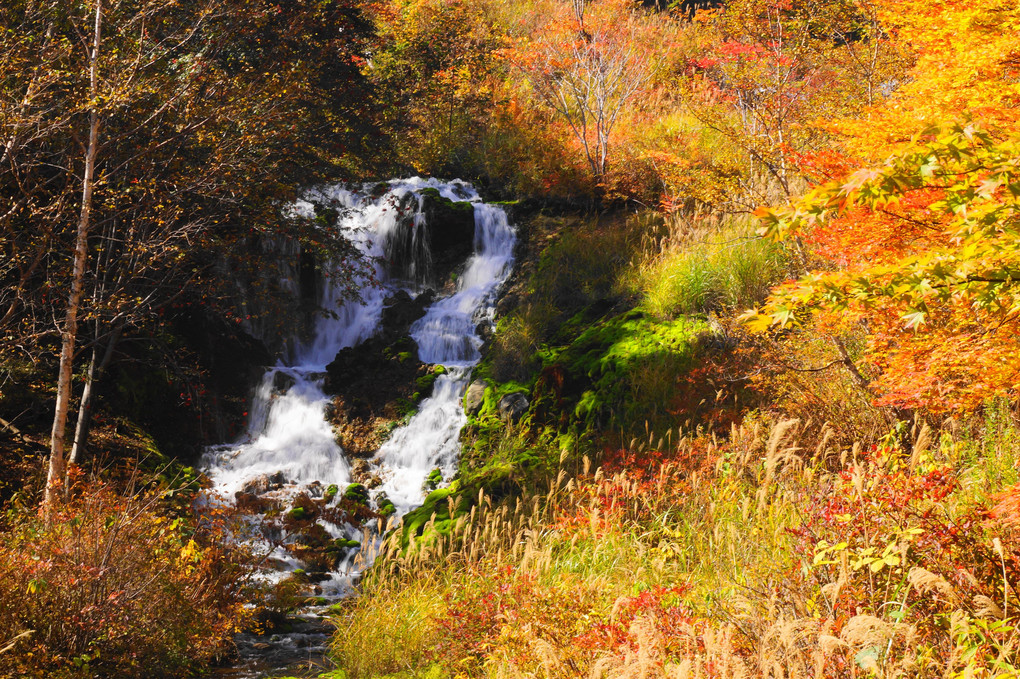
[200,177,515,580]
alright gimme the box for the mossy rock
[423,467,443,492]
[394,397,418,419]
[376,493,397,517]
[415,373,437,392]
[399,483,470,548]
[327,538,361,553]
[323,483,339,504]
[343,483,369,505]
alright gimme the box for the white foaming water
[201,176,514,524]
[377,203,516,511]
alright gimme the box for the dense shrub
[634,219,789,320]
[0,477,253,678]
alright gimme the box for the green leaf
[902,308,926,329]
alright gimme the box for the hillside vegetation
[326,0,1020,677]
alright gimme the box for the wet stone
[272,370,297,393]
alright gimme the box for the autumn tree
[743,0,1020,412]
[369,0,507,177]
[675,0,910,210]
[747,124,1020,411]
[505,0,654,188]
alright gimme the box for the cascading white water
[200,176,515,550]
[376,203,516,511]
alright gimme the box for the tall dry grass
[331,409,1020,679]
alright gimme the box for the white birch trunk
[45,0,103,512]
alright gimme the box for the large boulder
[380,289,435,342]
[383,189,474,288]
[240,470,288,495]
[420,188,476,286]
[324,334,450,457]
[464,380,487,416]
[324,336,427,456]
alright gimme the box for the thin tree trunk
[832,335,909,428]
[67,347,97,472]
[68,322,121,469]
[46,0,103,513]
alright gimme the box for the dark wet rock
[233,491,280,514]
[420,188,475,285]
[293,523,332,548]
[383,188,476,288]
[496,291,520,317]
[272,370,296,394]
[380,289,435,342]
[476,321,495,346]
[287,521,337,572]
[165,307,272,450]
[498,392,529,422]
[241,475,270,495]
[380,188,475,288]
[324,336,447,457]
[304,571,332,584]
[284,494,317,526]
[465,380,487,416]
[240,471,286,495]
[350,459,372,483]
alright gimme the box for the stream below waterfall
[200,178,516,677]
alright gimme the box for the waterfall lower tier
[376,368,470,513]
[199,178,516,678]
[204,368,350,497]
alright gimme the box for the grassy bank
[329,405,1020,678]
